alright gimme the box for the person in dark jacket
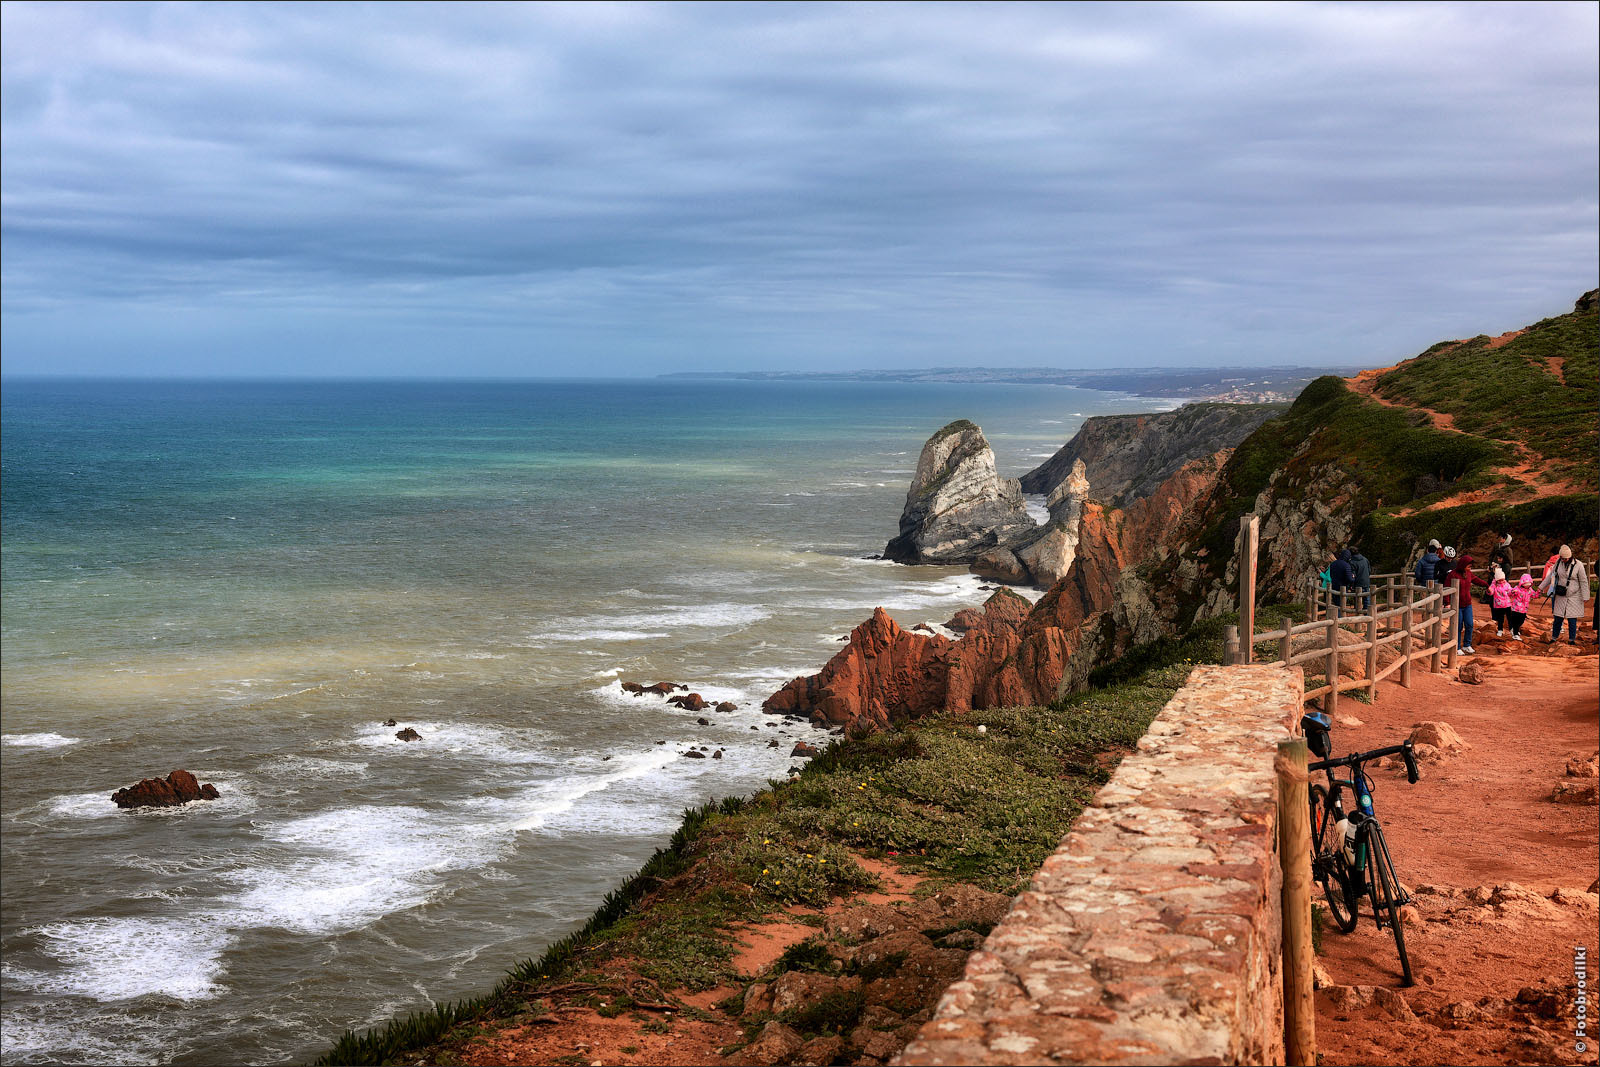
[1487,532,1513,582]
[1349,546,1372,610]
[1329,549,1355,618]
[1414,540,1442,584]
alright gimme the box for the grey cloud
[1,1,1595,376]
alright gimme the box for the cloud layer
[3,2,1596,376]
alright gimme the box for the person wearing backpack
[1537,545,1590,644]
[1329,549,1355,618]
[1488,533,1513,583]
[1413,540,1442,585]
[1348,545,1372,611]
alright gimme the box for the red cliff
[764,451,1226,734]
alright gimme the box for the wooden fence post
[1305,578,1317,625]
[1224,625,1241,666]
[1365,611,1379,703]
[1401,591,1414,688]
[1444,587,1458,669]
[1280,626,1292,669]
[1277,737,1316,1067]
[1240,516,1259,664]
[1325,617,1340,717]
[1427,582,1442,674]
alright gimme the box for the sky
[1,1,1596,378]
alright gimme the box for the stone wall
[897,665,1304,1066]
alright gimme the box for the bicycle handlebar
[1309,739,1419,785]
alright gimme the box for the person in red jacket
[1450,553,1490,654]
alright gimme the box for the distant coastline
[659,364,1359,403]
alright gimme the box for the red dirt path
[1313,620,1599,1067]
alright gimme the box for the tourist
[1446,551,1487,654]
[1413,540,1442,584]
[1348,544,1372,611]
[1488,569,1514,638]
[1507,574,1537,641]
[1329,549,1354,617]
[1488,532,1514,581]
[1537,545,1590,645]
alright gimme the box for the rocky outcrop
[111,770,221,809]
[1020,402,1281,507]
[768,454,1224,734]
[884,420,1038,566]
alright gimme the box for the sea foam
[1,733,82,749]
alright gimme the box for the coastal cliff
[882,420,1037,565]
[769,451,1225,733]
[1019,401,1281,506]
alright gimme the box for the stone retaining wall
[897,664,1304,1066]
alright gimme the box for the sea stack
[883,420,1038,565]
[111,770,221,809]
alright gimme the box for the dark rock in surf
[669,693,710,711]
[381,718,398,727]
[696,717,710,725]
[643,682,684,696]
[715,701,738,713]
[767,739,780,748]
[712,749,723,760]
[621,682,645,695]
[111,769,220,809]
[395,728,422,742]
[791,742,823,758]
[683,749,707,759]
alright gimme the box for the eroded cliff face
[1019,402,1280,507]
[770,451,1226,734]
[883,421,1038,565]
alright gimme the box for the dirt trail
[1313,618,1599,1066]
[1345,366,1586,511]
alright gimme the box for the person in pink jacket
[1506,574,1537,641]
[1488,572,1515,637]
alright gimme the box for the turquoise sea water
[0,378,1167,1065]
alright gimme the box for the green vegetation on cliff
[1374,298,1598,481]
[313,612,1288,1066]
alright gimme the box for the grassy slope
[1170,294,1598,621]
[313,610,1296,1066]
[1373,299,1598,482]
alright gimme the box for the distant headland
[660,364,1363,403]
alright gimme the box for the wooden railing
[1224,572,1458,714]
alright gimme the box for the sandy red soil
[1312,617,1599,1067]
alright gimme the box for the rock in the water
[111,770,220,809]
[395,727,422,742]
[767,739,780,748]
[712,749,723,760]
[682,749,707,759]
[642,681,683,696]
[944,608,984,634]
[715,701,738,713]
[791,741,823,758]
[696,717,710,725]
[971,547,1029,583]
[381,718,397,727]
[621,681,645,694]
[883,421,1037,565]
[668,692,709,711]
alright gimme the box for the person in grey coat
[1348,546,1372,611]
[1538,544,1590,644]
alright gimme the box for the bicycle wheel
[1309,785,1359,933]
[1365,820,1413,986]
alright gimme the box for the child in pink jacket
[1489,572,1514,637]
[1505,574,1537,641]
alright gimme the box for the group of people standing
[1320,535,1591,656]
[1411,534,1591,653]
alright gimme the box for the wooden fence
[1224,573,1459,714]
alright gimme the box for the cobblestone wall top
[897,664,1304,1066]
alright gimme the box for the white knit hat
[1442,546,1457,559]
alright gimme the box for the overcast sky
[2,1,1595,378]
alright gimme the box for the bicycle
[1300,710,1419,986]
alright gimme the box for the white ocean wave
[10,917,233,1002]
[1,732,82,749]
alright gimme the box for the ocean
[0,378,1169,1065]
